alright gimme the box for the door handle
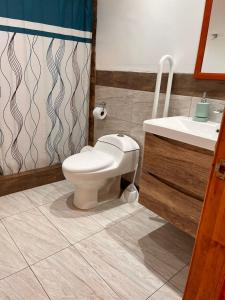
[215,160,225,180]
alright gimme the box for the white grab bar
[152,55,174,119]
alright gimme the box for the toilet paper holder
[93,102,107,120]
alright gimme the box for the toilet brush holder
[120,184,139,203]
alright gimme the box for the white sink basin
[143,116,219,151]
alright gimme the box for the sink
[143,116,219,151]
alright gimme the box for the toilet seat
[63,150,114,173]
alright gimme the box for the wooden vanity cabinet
[139,133,214,237]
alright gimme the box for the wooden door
[183,113,225,300]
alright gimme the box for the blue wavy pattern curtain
[0,0,93,175]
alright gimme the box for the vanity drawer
[142,133,214,201]
[139,170,202,237]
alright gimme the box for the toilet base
[72,176,121,210]
[73,188,98,210]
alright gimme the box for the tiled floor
[0,180,194,299]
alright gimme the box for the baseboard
[0,164,64,197]
[0,166,139,197]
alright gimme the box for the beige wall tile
[169,95,192,117]
[96,85,138,100]
[96,96,133,122]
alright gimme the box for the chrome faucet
[213,107,225,114]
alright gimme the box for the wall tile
[169,95,192,117]
[96,96,133,122]
[94,118,134,141]
[96,85,138,101]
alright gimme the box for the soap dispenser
[193,92,209,122]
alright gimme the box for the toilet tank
[95,134,140,173]
[97,134,140,153]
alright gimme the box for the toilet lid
[63,150,114,173]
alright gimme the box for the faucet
[213,107,225,114]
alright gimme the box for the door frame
[184,112,225,299]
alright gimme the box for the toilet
[62,134,140,209]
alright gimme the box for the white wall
[96,0,205,73]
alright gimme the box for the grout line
[0,219,30,266]
[2,183,186,298]
[23,190,73,209]
[1,217,69,269]
[37,206,74,245]
[74,244,123,300]
[0,266,28,282]
[71,213,176,300]
[71,228,105,246]
[30,245,70,267]
[146,264,188,299]
[29,266,52,300]
[168,264,189,293]
[87,212,132,230]
[68,206,140,247]
[0,207,35,221]
[0,220,53,299]
[36,204,109,246]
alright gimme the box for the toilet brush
[120,163,139,203]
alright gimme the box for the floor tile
[24,181,73,207]
[169,265,189,292]
[39,194,103,244]
[113,198,144,216]
[76,230,165,300]
[107,210,194,280]
[0,192,34,219]
[0,268,49,300]
[2,208,69,265]
[89,199,132,228]
[0,222,27,279]
[52,180,74,194]
[149,284,183,300]
[32,247,120,300]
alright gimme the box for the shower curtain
[0,0,93,176]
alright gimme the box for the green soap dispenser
[193,92,209,122]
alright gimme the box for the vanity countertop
[143,116,219,151]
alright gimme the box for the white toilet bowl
[62,134,140,209]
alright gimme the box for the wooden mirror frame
[194,0,225,80]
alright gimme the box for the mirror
[195,0,225,80]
